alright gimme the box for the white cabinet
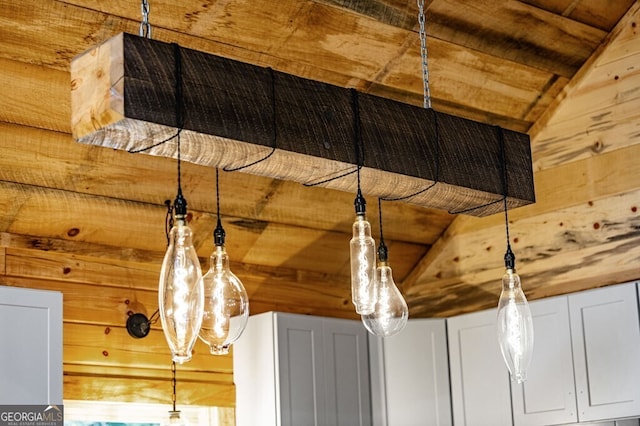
[447,308,512,426]
[234,312,371,426]
[569,282,640,422]
[0,285,63,404]
[513,281,640,425]
[369,318,451,426]
[511,296,577,426]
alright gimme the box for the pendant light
[361,199,409,337]
[349,89,377,315]
[198,169,250,355]
[158,43,204,364]
[496,129,534,383]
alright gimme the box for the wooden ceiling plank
[240,221,426,279]
[2,246,357,317]
[405,188,640,315]
[0,121,446,243]
[64,374,234,406]
[529,0,640,141]
[520,0,636,31]
[427,0,606,77]
[0,58,70,133]
[64,363,232,384]
[402,141,640,289]
[408,228,640,318]
[63,322,232,373]
[1,0,584,131]
[0,180,426,278]
[378,36,557,122]
[2,275,158,326]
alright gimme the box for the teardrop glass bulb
[158,218,204,364]
[362,262,408,337]
[497,268,534,383]
[350,215,376,315]
[199,245,250,355]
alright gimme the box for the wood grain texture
[0,121,451,244]
[407,190,640,317]
[0,0,637,410]
[64,374,235,406]
[0,246,358,318]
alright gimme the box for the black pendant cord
[171,361,177,412]
[448,125,507,215]
[499,128,515,270]
[224,68,277,172]
[213,168,226,246]
[350,88,367,216]
[377,198,388,262]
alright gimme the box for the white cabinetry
[569,282,640,422]
[448,308,512,426]
[511,296,577,426]
[369,318,451,426]
[513,281,640,425]
[0,286,63,404]
[234,312,371,426]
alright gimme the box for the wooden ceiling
[1,0,639,409]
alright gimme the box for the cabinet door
[511,296,577,426]
[448,309,512,426]
[569,282,640,421]
[277,313,327,426]
[0,286,62,404]
[323,318,372,426]
[234,312,278,426]
[372,318,452,426]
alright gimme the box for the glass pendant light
[159,191,204,364]
[158,126,204,363]
[362,199,408,337]
[497,245,534,383]
[155,41,203,364]
[496,128,534,383]
[351,191,376,315]
[198,169,250,355]
[349,88,376,315]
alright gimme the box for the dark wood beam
[71,33,534,217]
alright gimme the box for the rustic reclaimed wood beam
[71,33,535,216]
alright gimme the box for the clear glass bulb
[497,268,534,383]
[362,261,408,337]
[350,215,376,315]
[199,245,250,355]
[158,218,204,364]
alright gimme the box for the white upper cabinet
[511,296,577,426]
[569,281,640,422]
[0,286,63,404]
[369,318,451,426]
[448,308,513,426]
[234,312,372,426]
[321,317,372,426]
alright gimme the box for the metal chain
[417,0,431,109]
[140,0,152,39]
